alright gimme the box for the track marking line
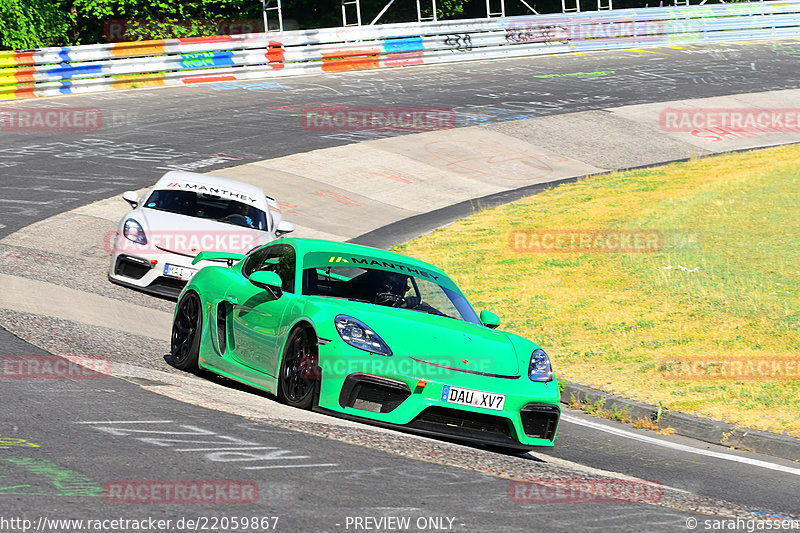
[75,420,174,424]
[174,446,277,452]
[0,199,60,205]
[561,413,800,477]
[242,463,339,470]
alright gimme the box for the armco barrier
[2,1,799,100]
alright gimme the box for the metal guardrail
[1,1,799,100]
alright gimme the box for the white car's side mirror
[276,220,294,235]
[122,191,139,208]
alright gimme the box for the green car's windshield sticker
[304,252,458,292]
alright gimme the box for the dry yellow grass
[401,145,800,436]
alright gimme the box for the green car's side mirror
[249,270,283,297]
[479,310,500,329]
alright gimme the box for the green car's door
[229,244,297,377]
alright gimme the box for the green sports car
[170,238,560,449]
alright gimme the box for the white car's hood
[136,208,271,256]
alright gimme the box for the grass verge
[400,145,800,436]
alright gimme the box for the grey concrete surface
[483,109,712,169]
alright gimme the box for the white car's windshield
[301,252,480,324]
[145,189,268,230]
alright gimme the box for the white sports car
[108,171,294,298]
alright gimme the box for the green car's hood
[318,299,521,377]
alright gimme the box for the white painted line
[4,186,112,195]
[75,420,174,424]
[30,176,134,183]
[241,463,339,470]
[292,82,344,96]
[561,413,800,477]
[175,446,276,452]
[0,199,58,205]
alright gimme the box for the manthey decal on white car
[108,170,294,298]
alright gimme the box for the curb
[349,176,580,249]
[561,382,800,463]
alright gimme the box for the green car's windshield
[301,253,480,324]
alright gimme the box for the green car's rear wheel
[171,291,202,371]
[278,325,318,409]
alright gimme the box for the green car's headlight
[123,219,147,245]
[334,315,393,356]
[529,348,554,382]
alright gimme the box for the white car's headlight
[529,348,554,382]
[123,219,147,245]
[334,315,392,356]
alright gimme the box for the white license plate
[441,385,505,411]
[163,263,195,280]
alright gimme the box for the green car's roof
[273,237,450,277]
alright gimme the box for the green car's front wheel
[278,325,318,409]
[171,291,202,371]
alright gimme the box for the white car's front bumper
[108,245,199,299]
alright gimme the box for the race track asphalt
[1,40,799,530]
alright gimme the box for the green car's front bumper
[313,340,561,450]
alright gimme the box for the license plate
[163,263,195,280]
[441,385,505,411]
